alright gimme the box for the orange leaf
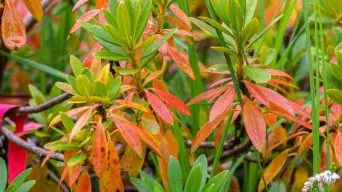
[23,0,43,20]
[269,101,312,129]
[153,88,190,115]
[99,139,124,192]
[70,9,101,34]
[112,115,143,157]
[120,146,146,177]
[72,0,89,12]
[68,164,82,187]
[96,0,107,9]
[335,131,342,166]
[76,172,91,192]
[91,117,108,177]
[1,1,26,50]
[258,150,289,192]
[187,86,230,105]
[50,106,93,126]
[69,108,93,141]
[298,133,313,155]
[145,89,174,125]
[243,97,266,152]
[168,45,195,79]
[191,108,230,152]
[169,4,191,29]
[209,87,235,122]
[135,127,162,156]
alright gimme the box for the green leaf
[6,168,32,192]
[199,16,233,37]
[60,113,74,131]
[55,82,77,95]
[246,15,283,49]
[44,140,79,151]
[245,0,258,24]
[243,66,271,83]
[117,2,132,45]
[208,63,229,72]
[203,170,229,192]
[0,158,7,192]
[28,84,46,105]
[93,81,108,98]
[67,152,87,166]
[192,154,207,191]
[184,165,203,192]
[76,75,92,97]
[79,22,114,43]
[70,55,84,76]
[140,172,165,192]
[94,50,128,61]
[327,89,342,104]
[242,18,259,43]
[0,51,66,80]
[211,46,237,58]
[168,157,183,192]
[189,17,217,37]
[13,180,36,192]
[108,75,121,100]
[131,178,151,192]
[142,28,178,58]
[268,181,286,192]
[134,0,152,43]
[114,66,140,75]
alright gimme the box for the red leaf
[1,1,26,50]
[72,0,89,12]
[91,117,108,177]
[169,4,191,29]
[244,81,294,116]
[70,9,101,34]
[145,89,174,124]
[135,127,162,156]
[335,131,342,166]
[112,115,143,157]
[76,172,91,192]
[267,69,292,79]
[153,88,190,115]
[168,46,195,79]
[187,86,230,105]
[209,87,235,122]
[243,97,266,152]
[191,108,230,152]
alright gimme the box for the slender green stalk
[221,155,245,191]
[204,0,243,105]
[255,150,268,191]
[171,122,191,179]
[303,0,320,174]
[176,0,206,135]
[209,112,233,178]
[272,0,297,68]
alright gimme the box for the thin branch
[0,125,64,161]
[14,93,71,115]
[208,140,251,164]
[186,138,235,150]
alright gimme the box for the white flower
[302,170,340,192]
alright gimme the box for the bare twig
[186,138,235,150]
[0,125,64,161]
[14,93,71,115]
[47,169,70,192]
[208,140,251,163]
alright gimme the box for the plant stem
[209,112,233,178]
[303,0,320,174]
[177,0,206,135]
[204,0,243,105]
